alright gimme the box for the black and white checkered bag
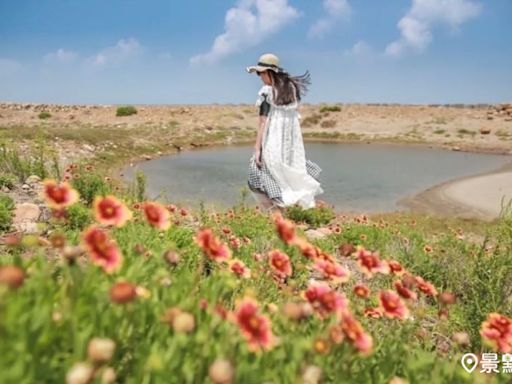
[247,154,322,201]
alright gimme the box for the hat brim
[246,65,280,74]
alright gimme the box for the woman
[246,53,324,213]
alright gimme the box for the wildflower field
[1,161,512,384]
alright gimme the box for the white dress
[247,84,324,209]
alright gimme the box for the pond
[122,142,511,213]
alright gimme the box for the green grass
[2,158,512,382]
[38,111,52,120]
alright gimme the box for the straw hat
[246,53,286,74]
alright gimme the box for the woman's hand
[254,147,263,168]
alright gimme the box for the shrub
[116,106,138,117]
[70,166,112,206]
[0,174,16,190]
[285,204,335,227]
[38,111,52,119]
[320,119,336,128]
[65,202,91,230]
[0,142,50,183]
[319,105,342,113]
[0,193,14,232]
[301,113,322,128]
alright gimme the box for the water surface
[122,143,511,212]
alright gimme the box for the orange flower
[387,260,405,275]
[228,259,251,279]
[109,282,137,304]
[232,297,276,352]
[294,237,322,260]
[364,307,383,319]
[82,226,123,273]
[353,284,371,299]
[480,313,512,353]
[268,249,292,278]
[394,280,418,301]
[304,281,349,319]
[314,260,350,284]
[143,201,171,230]
[379,290,409,320]
[415,276,438,296]
[340,310,373,355]
[355,246,390,277]
[93,195,132,227]
[43,179,79,208]
[273,211,297,245]
[194,228,232,262]
[0,265,25,289]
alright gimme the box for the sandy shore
[400,163,512,220]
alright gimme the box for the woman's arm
[254,115,267,168]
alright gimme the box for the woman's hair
[268,70,311,106]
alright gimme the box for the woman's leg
[250,189,275,210]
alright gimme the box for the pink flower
[304,281,349,319]
[143,201,171,230]
[378,290,409,320]
[82,226,123,273]
[354,246,390,277]
[194,228,232,262]
[340,310,373,355]
[480,313,512,353]
[314,260,350,284]
[93,195,132,227]
[232,297,276,352]
[43,179,79,208]
[268,249,292,278]
[228,259,251,279]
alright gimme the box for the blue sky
[0,0,510,104]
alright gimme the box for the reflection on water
[122,143,511,213]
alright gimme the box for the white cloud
[385,0,482,57]
[344,40,373,57]
[87,38,141,67]
[43,49,77,64]
[190,0,299,65]
[0,58,22,77]
[308,0,352,39]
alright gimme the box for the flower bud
[209,358,234,384]
[87,337,116,363]
[66,362,94,384]
[109,282,137,304]
[163,250,180,266]
[0,265,25,289]
[172,311,195,333]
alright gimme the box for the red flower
[340,310,373,355]
[228,259,251,279]
[415,276,438,296]
[294,237,322,260]
[355,246,390,277]
[93,195,132,227]
[394,280,418,301]
[194,228,232,262]
[314,260,350,284]
[273,211,298,245]
[109,282,137,304]
[480,313,512,353]
[387,260,405,275]
[143,202,171,230]
[43,179,79,208]
[364,307,383,319]
[82,226,123,273]
[379,290,409,320]
[268,249,292,278]
[353,284,371,299]
[304,281,349,319]
[232,297,276,352]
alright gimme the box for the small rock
[21,184,31,191]
[479,127,491,135]
[17,222,40,234]
[305,229,327,240]
[1,186,10,193]
[144,155,152,160]
[13,203,41,223]
[452,146,461,151]
[25,175,41,184]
